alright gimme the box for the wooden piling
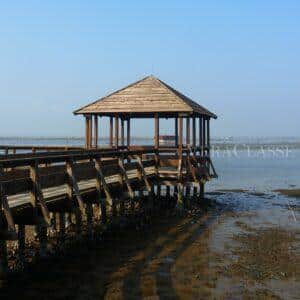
[0,240,8,278]
[17,224,25,268]
[86,202,93,241]
[200,183,204,199]
[59,213,66,243]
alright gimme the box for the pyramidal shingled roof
[74,76,217,118]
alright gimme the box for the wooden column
[178,117,183,159]
[175,117,178,147]
[89,115,93,149]
[127,118,131,148]
[0,240,8,278]
[94,115,98,148]
[121,118,125,147]
[85,116,89,149]
[207,118,210,173]
[109,116,113,147]
[186,117,190,146]
[207,118,210,155]
[155,114,159,149]
[200,183,204,198]
[202,117,206,158]
[199,116,203,155]
[192,116,196,149]
[114,115,119,149]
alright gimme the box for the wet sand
[0,191,299,300]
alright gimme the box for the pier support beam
[202,117,206,159]
[175,117,178,147]
[94,115,98,148]
[114,115,119,149]
[0,240,8,278]
[207,118,210,172]
[200,183,204,199]
[121,119,125,147]
[192,116,196,155]
[186,117,190,146]
[155,114,159,149]
[109,116,113,148]
[178,116,183,160]
[199,116,203,156]
[127,118,131,148]
[17,224,25,269]
[85,116,89,149]
[89,115,93,149]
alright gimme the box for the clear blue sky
[0,0,299,138]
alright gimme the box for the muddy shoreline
[1,190,299,299]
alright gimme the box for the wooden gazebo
[74,75,217,160]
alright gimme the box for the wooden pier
[0,76,217,278]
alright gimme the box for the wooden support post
[115,115,119,149]
[59,213,66,243]
[177,113,184,205]
[17,224,25,269]
[200,183,204,199]
[66,160,85,214]
[186,117,190,146]
[94,165,107,224]
[186,185,191,206]
[121,119,125,147]
[0,240,8,278]
[86,202,93,241]
[0,168,16,238]
[39,226,48,257]
[89,115,93,149]
[118,158,134,199]
[174,185,178,198]
[0,168,11,276]
[193,185,198,197]
[177,183,183,207]
[94,115,98,148]
[94,159,116,217]
[202,117,206,159]
[192,116,196,151]
[207,118,210,172]
[166,185,170,198]
[175,117,178,147]
[154,149,160,202]
[109,116,113,147]
[29,162,50,256]
[96,172,107,224]
[119,157,134,212]
[136,156,152,193]
[199,116,203,156]
[178,116,183,160]
[155,114,159,149]
[29,162,51,226]
[127,118,131,148]
[85,116,89,149]
[66,160,84,236]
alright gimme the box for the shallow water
[0,191,299,300]
[0,137,299,299]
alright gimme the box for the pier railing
[0,146,216,277]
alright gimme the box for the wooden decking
[0,146,217,278]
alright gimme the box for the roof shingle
[74,76,217,118]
